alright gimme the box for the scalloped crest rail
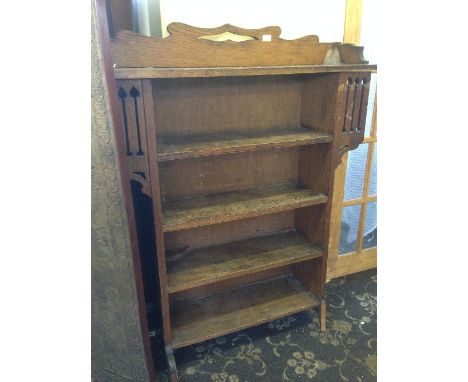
[110,22,375,382]
[111,22,369,69]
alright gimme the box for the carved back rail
[111,22,368,68]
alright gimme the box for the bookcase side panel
[140,79,173,345]
[300,73,341,135]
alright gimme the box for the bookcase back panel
[152,76,302,137]
[164,210,295,251]
[159,148,298,201]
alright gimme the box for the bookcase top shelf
[111,22,376,78]
[157,126,333,161]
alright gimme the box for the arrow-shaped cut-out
[118,87,133,156]
[130,86,144,156]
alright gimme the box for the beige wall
[157,0,346,42]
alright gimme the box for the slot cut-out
[118,87,132,156]
[356,78,368,132]
[198,31,256,42]
[342,78,353,132]
[130,86,144,156]
[350,79,360,132]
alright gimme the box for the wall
[157,0,346,42]
[92,0,154,380]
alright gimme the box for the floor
[159,269,377,381]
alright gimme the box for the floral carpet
[162,269,376,381]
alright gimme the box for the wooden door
[327,87,377,278]
[327,0,377,278]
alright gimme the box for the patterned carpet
[159,269,377,381]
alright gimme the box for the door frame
[327,0,377,279]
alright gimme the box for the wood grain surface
[157,126,332,161]
[162,183,328,232]
[114,64,377,79]
[111,23,369,69]
[167,230,323,293]
[170,275,320,349]
[159,149,299,201]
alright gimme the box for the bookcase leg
[314,299,327,331]
[165,346,178,382]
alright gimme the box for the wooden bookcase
[110,23,376,381]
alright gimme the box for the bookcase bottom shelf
[170,275,320,349]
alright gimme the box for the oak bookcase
[111,23,376,381]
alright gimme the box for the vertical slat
[343,78,355,133]
[357,79,371,133]
[327,74,351,278]
[351,79,363,132]
[348,74,370,148]
[142,79,173,344]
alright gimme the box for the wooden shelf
[170,275,319,349]
[114,64,377,79]
[167,230,323,293]
[157,126,332,161]
[162,183,328,232]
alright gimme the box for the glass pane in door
[339,204,362,255]
[368,144,377,196]
[363,201,377,250]
[344,144,368,200]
